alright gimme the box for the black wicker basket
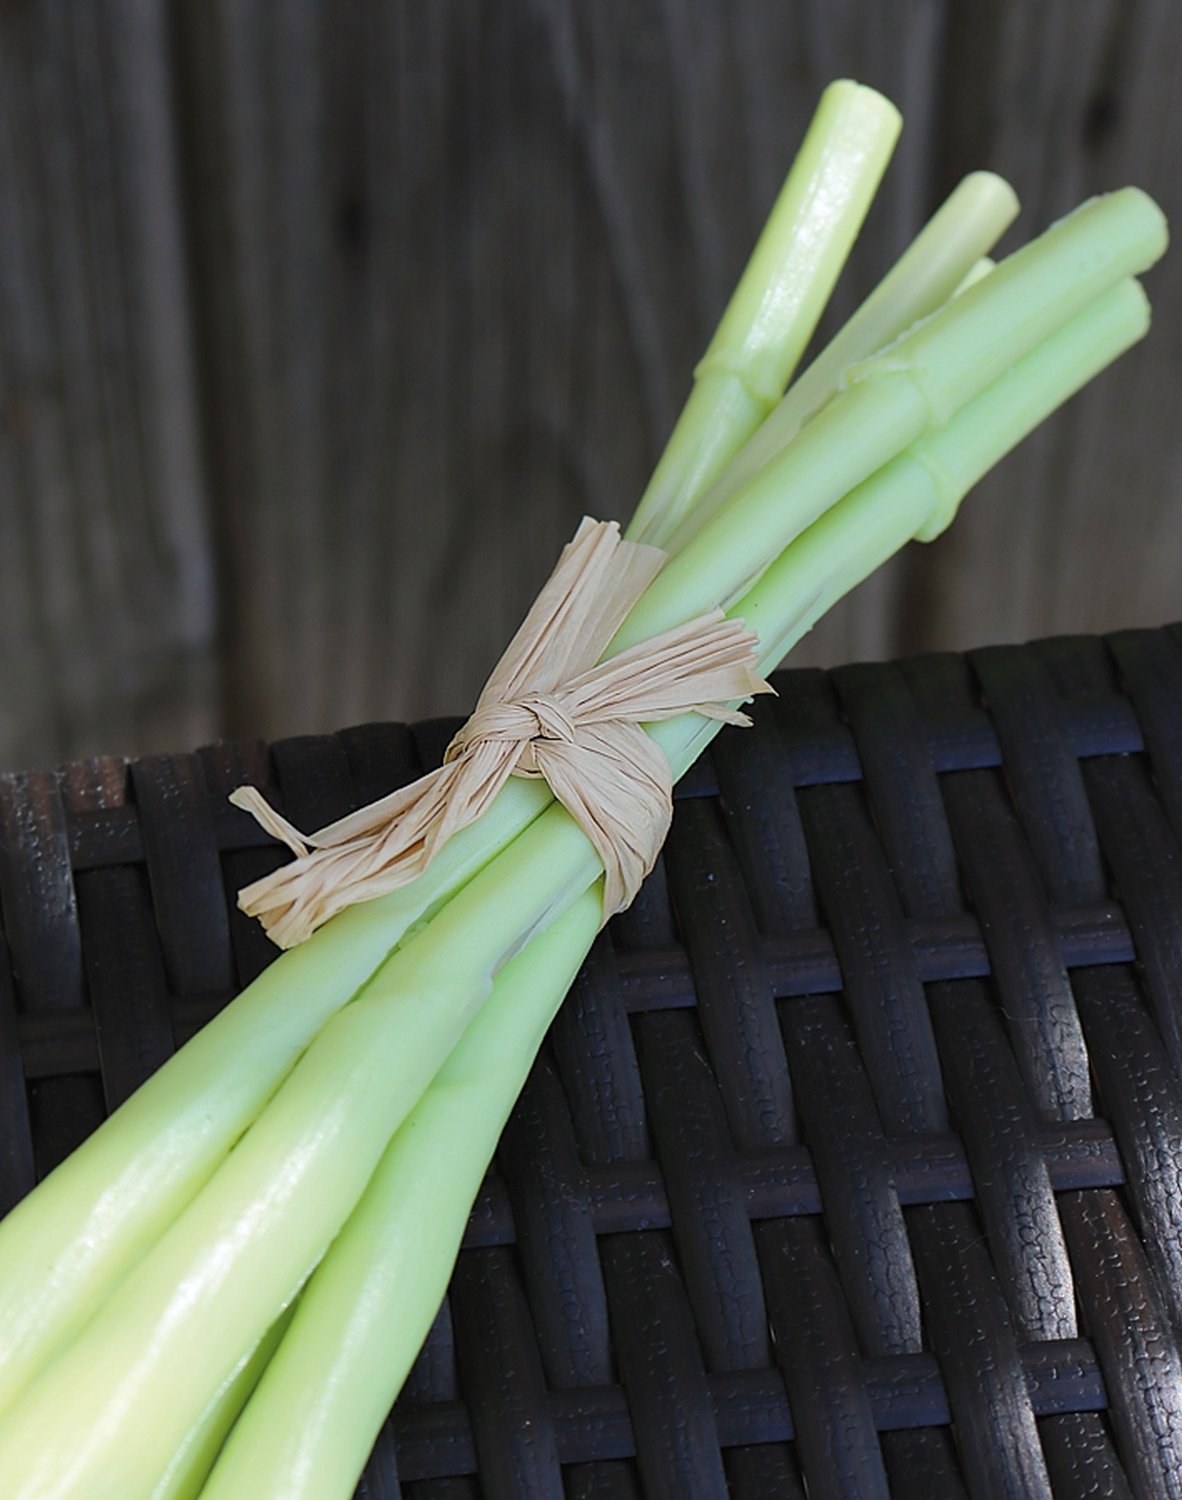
[3,625,1182,1498]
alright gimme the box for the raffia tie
[230,517,772,948]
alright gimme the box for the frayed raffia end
[230,518,772,948]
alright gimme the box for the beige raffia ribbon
[229,517,772,948]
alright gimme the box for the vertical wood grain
[901,0,1182,655]
[1,1,1180,770]
[0,0,215,772]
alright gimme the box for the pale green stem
[191,278,1149,1500]
[856,190,1161,422]
[955,254,997,293]
[736,276,1151,662]
[197,891,602,1500]
[625,80,901,547]
[614,187,1166,650]
[0,802,601,1500]
[0,772,550,1413]
[147,1308,294,1500]
[671,172,1018,548]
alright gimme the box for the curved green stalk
[0,773,551,1413]
[0,799,602,1499]
[955,254,997,294]
[147,1308,293,1500]
[626,79,901,547]
[197,891,602,1500]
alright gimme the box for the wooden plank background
[0,0,1178,773]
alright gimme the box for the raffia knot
[229,518,772,949]
[447,693,577,771]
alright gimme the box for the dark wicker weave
[3,625,1182,1497]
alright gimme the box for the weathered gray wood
[0,0,216,772]
[901,0,1182,655]
[1,0,1180,773]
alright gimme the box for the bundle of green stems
[0,80,1166,1499]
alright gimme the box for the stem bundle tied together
[231,517,771,945]
[0,77,1166,1500]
